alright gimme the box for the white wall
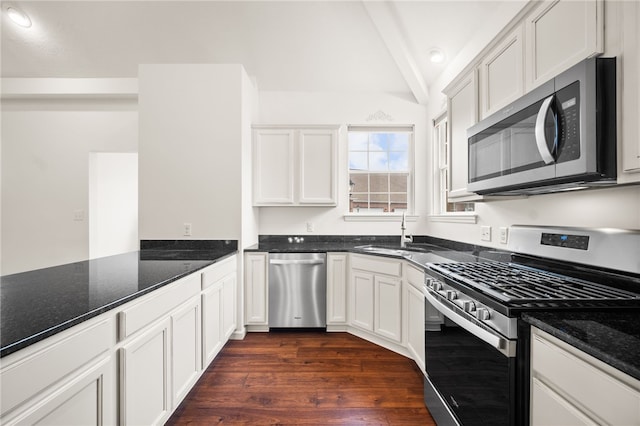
[89,152,138,259]
[1,99,138,274]
[256,91,428,236]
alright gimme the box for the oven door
[423,289,516,426]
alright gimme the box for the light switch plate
[499,227,509,244]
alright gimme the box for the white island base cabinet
[530,327,640,425]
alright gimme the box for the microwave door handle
[535,95,557,164]
[424,290,516,357]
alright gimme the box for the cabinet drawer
[531,328,640,425]
[201,256,236,289]
[351,254,402,277]
[118,274,200,340]
[0,318,113,417]
[406,263,424,289]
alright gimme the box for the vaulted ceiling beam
[363,1,429,105]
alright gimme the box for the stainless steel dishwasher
[268,253,326,328]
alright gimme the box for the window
[432,113,475,217]
[348,126,413,214]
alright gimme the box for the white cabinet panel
[406,283,425,374]
[202,282,223,367]
[244,252,268,325]
[171,297,201,407]
[327,253,348,325]
[621,0,640,176]
[120,318,171,426]
[299,129,337,204]
[531,377,596,426]
[446,71,479,200]
[374,275,402,343]
[253,129,295,204]
[350,271,375,331]
[480,24,524,118]
[525,0,603,90]
[221,273,237,339]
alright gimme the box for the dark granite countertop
[523,311,640,381]
[0,245,236,358]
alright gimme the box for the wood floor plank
[166,332,436,425]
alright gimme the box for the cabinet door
[621,0,640,176]
[298,129,338,205]
[222,273,237,339]
[172,297,201,407]
[202,282,223,368]
[406,283,425,374]
[531,378,596,425]
[374,275,402,343]
[525,0,603,90]
[4,356,114,426]
[350,271,374,331]
[447,71,479,199]
[327,253,348,325]
[120,318,171,426]
[480,24,524,118]
[253,128,295,205]
[245,253,268,325]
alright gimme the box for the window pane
[349,174,368,192]
[369,152,388,171]
[390,174,407,192]
[348,132,368,151]
[389,133,409,151]
[370,193,389,212]
[349,152,368,170]
[369,133,389,151]
[369,174,389,192]
[389,151,408,171]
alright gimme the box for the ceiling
[1,1,505,100]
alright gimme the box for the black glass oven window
[540,232,589,250]
[425,322,513,425]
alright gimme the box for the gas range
[421,225,640,426]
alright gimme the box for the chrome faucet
[400,212,413,248]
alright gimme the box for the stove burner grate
[429,261,640,304]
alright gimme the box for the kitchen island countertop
[523,311,640,381]
[0,247,236,358]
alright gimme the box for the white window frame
[344,125,416,222]
[429,111,477,223]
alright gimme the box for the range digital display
[540,233,589,250]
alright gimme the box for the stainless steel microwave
[467,57,616,196]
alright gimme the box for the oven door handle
[425,291,516,358]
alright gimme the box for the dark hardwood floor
[166,331,436,425]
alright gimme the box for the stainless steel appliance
[268,253,327,328]
[467,58,616,195]
[422,226,640,426]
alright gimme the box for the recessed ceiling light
[429,49,445,64]
[6,6,32,28]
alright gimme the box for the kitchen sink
[354,245,415,257]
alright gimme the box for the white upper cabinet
[620,0,640,177]
[525,0,603,90]
[253,129,295,204]
[253,126,338,206]
[445,70,479,200]
[479,24,525,119]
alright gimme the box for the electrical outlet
[480,226,492,242]
[306,222,314,232]
[499,227,509,244]
[73,209,85,221]
[183,223,192,237]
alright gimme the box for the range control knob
[425,278,433,288]
[462,301,476,313]
[432,281,443,292]
[445,290,458,301]
[476,308,491,321]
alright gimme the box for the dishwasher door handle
[269,259,325,265]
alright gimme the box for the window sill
[343,214,418,222]
[428,213,477,224]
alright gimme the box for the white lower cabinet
[171,297,202,408]
[244,252,269,329]
[202,282,224,367]
[326,253,348,325]
[405,264,426,374]
[120,318,172,426]
[349,254,403,344]
[530,326,640,425]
